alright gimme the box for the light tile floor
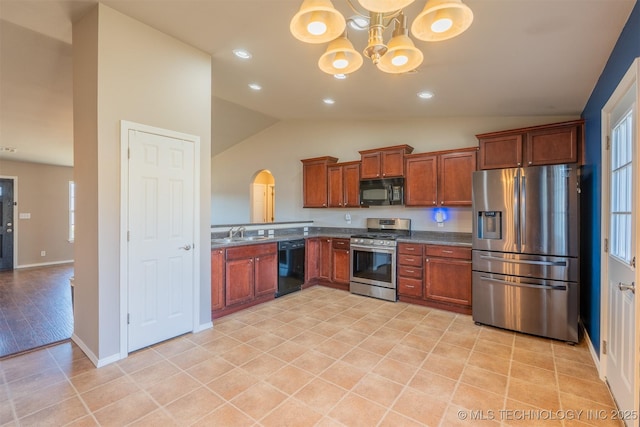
[0,286,621,427]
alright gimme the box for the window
[610,109,633,263]
[69,181,75,242]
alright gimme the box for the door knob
[618,281,635,294]
[179,244,192,251]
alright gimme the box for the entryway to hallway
[0,263,74,358]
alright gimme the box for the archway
[250,170,275,223]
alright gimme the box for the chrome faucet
[228,226,246,238]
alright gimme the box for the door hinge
[127,313,130,325]
[127,231,130,242]
[606,135,611,150]
[632,256,636,268]
[604,238,608,253]
[602,340,607,355]
[128,148,130,159]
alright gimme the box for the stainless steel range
[350,218,411,302]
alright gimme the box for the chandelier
[290,0,473,75]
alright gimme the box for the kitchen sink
[211,236,271,244]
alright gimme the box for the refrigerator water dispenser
[477,211,502,240]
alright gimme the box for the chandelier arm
[344,0,369,18]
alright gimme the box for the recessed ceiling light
[233,49,252,59]
[417,91,434,99]
[248,83,262,91]
[323,98,335,105]
[348,16,369,30]
[334,74,347,80]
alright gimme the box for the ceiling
[0,0,636,166]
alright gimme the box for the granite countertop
[211,229,472,249]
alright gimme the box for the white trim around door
[119,120,201,360]
[600,57,640,426]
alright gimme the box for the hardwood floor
[0,264,74,358]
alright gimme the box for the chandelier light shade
[411,0,474,42]
[290,0,347,44]
[357,0,415,13]
[290,0,472,75]
[318,35,364,75]
[377,15,424,73]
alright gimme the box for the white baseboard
[581,321,603,379]
[17,260,74,269]
[71,333,122,368]
[195,322,213,333]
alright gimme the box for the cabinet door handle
[406,285,415,288]
[441,250,453,254]
[405,269,415,274]
[425,258,429,262]
[406,248,415,251]
[256,257,259,261]
[405,257,415,262]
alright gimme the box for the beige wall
[211,115,579,232]
[0,159,73,266]
[73,4,212,363]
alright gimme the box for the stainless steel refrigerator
[472,164,580,342]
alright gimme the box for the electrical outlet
[40,250,46,257]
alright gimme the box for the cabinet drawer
[398,265,422,279]
[226,243,277,261]
[398,277,423,297]
[426,245,471,260]
[398,243,424,255]
[332,238,350,249]
[398,254,422,267]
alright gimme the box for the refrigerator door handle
[514,173,520,250]
[479,255,567,267]
[480,275,567,291]
[520,176,526,247]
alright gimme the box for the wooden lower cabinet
[306,237,350,290]
[319,238,332,281]
[254,252,278,297]
[225,258,254,306]
[425,257,471,307]
[331,239,350,286]
[397,242,472,314]
[211,249,225,311]
[212,242,277,318]
[397,243,424,298]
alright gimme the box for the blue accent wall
[580,1,640,355]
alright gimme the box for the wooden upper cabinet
[405,154,437,207]
[328,161,360,208]
[342,162,360,207]
[327,165,343,208]
[359,145,414,179]
[301,156,338,208]
[527,124,578,166]
[478,134,523,169]
[405,148,477,207]
[477,120,584,170]
[438,149,477,206]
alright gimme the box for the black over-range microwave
[360,178,404,206]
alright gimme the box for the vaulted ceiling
[0,0,636,166]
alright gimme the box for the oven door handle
[350,244,396,254]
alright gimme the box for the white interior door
[603,65,638,425]
[267,184,275,222]
[127,129,195,352]
[251,183,267,223]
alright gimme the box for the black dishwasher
[276,239,305,297]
